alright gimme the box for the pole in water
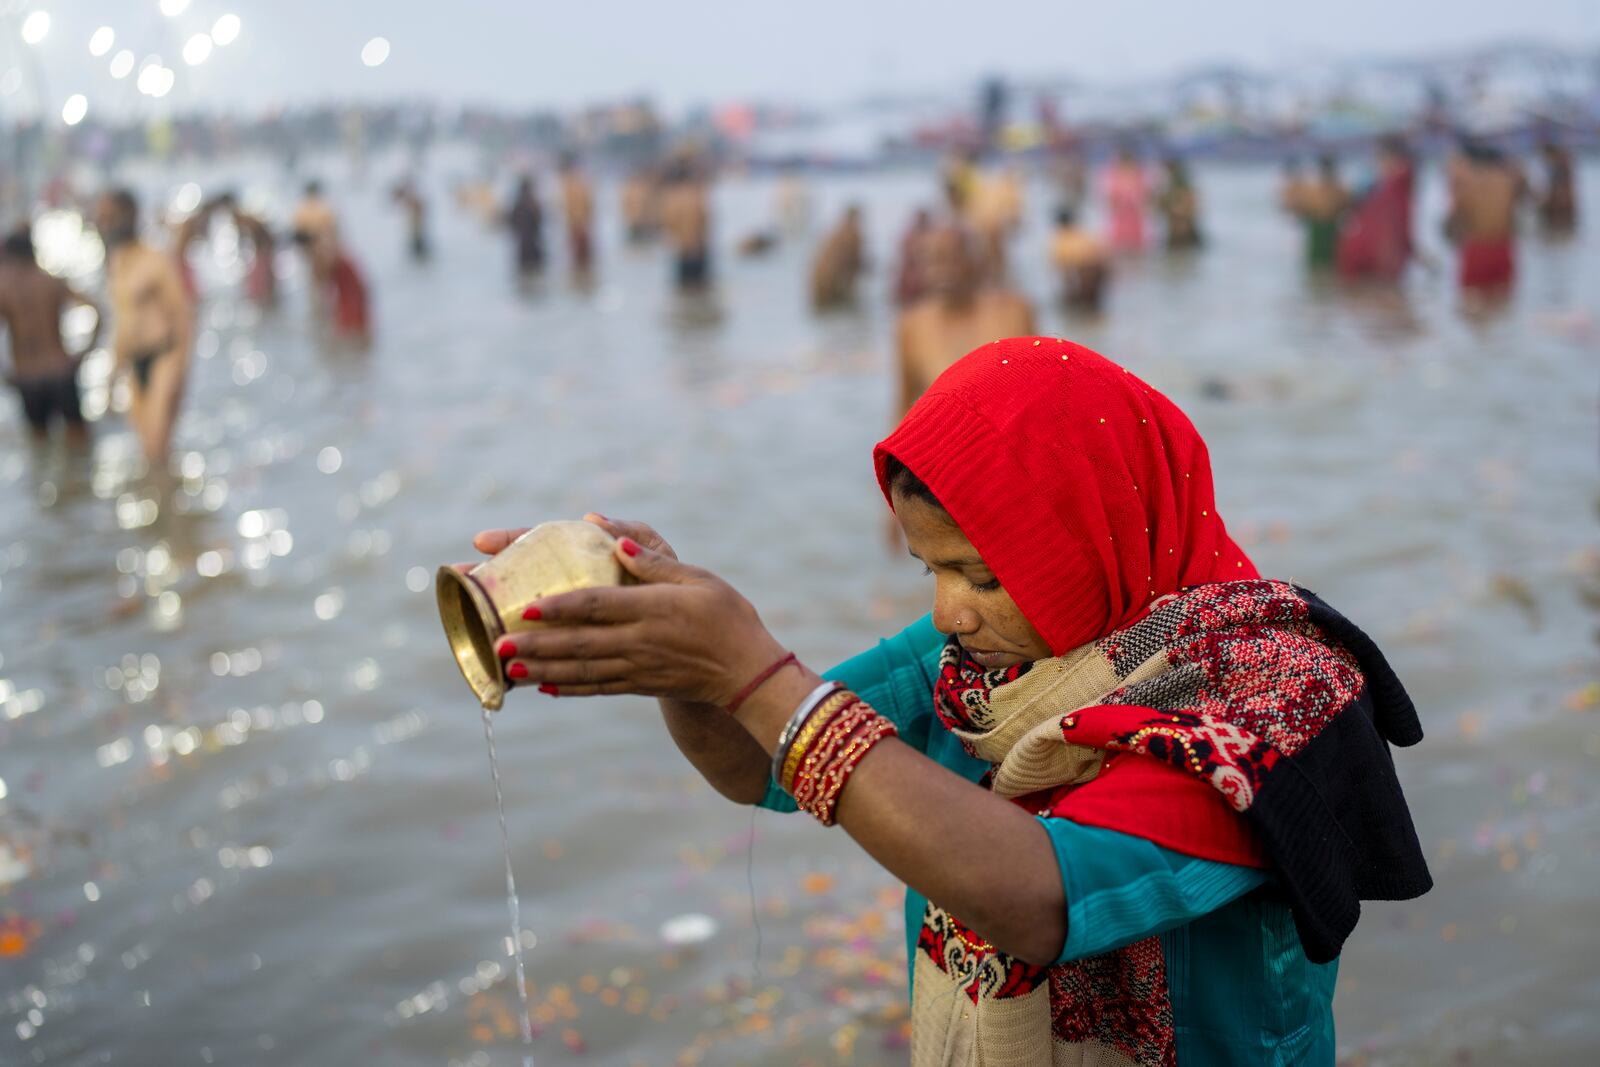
[482,708,535,1065]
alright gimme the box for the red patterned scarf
[910,579,1428,1067]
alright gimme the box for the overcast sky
[3,0,1595,119]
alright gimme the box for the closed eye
[971,577,1002,592]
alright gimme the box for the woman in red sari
[1336,135,1415,283]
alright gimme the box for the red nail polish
[522,605,542,621]
[507,662,529,680]
[538,684,558,696]
[619,537,640,557]
[496,639,516,659]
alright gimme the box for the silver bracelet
[770,680,844,789]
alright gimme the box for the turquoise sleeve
[757,614,943,813]
[1040,818,1269,963]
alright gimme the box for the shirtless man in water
[810,204,867,309]
[291,180,340,303]
[559,153,595,274]
[1050,207,1110,313]
[95,188,194,465]
[660,160,712,290]
[1446,138,1526,293]
[0,226,102,446]
[894,224,1034,421]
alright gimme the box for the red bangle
[725,651,799,713]
[789,698,896,826]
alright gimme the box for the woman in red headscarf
[479,337,1430,1066]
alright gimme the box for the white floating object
[659,913,718,946]
[0,843,32,887]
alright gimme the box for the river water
[1,152,1596,1066]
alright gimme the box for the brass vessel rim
[436,565,509,710]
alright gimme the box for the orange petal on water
[801,873,836,895]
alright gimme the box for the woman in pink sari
[1102,144,1149,253]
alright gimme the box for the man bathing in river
[291,180,340,303]
[810,205,867,309]
[660,160,712,291]
[559,153,596,276]
[94,189,194,466]
[1050,207,1110,313]
[0,225,102,447]
[1446,137,1525,294]
[894,225,1033,421]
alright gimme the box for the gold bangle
[793,698,864,805]
[781,689,855,793]
[806,715,897,826]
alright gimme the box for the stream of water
[482,709,536,1065]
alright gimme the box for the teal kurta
[760,615,1338,1065]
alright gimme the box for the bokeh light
[137,63,176,98]
[20,11,50,45]
[61,94,88,126]
[172,182,203,214]
[212,13,241,46]
[109,49,135,79]
[183,33,214,66]
[88,26,115,57]
[361,36,391,68]
[159,0,191,16]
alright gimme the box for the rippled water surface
[2,154,1597,1065]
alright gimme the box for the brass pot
[436,521,629,710]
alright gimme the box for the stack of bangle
[770,681,843,787]
[773,685,897,826]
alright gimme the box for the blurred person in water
[620,165,660,245]
[292,180,370,344]
[1284,154,1350,271]
[0,224,102,447]
[893,207,936,308]
[1156,155,1203,250]
[391,177,430,262]
[559,152,595,276]
[893,225,1033,422]
[1050,146,1089,221]
[1102,143,1149,254]
[1050,206,1110,313]
[291,179,339,299]
[170,200,214,302]
[1445,136,1525,295]
[1336,135,1415,283]
[474,336,1431,1066]
[1535,137,1577,235]
[505,175,546,278]
[966,164,1025,283]
[213,193,277,307]
[810,204,867,309]
[660,158,712,291]
[941,147,980,215]
[94,189,194,465]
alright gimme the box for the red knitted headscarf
[876,336,1257,655]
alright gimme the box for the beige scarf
[911,637,1183,1067]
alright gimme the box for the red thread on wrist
[725,651,800,713]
